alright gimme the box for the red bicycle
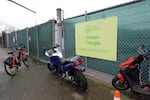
[3,43,29,76]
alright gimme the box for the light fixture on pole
[7,0,36,13]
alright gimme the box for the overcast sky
[0,0,135,33]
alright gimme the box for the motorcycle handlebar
[43,44,61,56]
[51,44,60,52]
[138,45,150,57]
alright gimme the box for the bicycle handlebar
[16,44,25,50]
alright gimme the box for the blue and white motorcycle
[44,45,88,92]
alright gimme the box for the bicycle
[3,43,29,76]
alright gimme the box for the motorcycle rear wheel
[112,76,129,90]
[73,69,88,92]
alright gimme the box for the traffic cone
[114,90,121,100]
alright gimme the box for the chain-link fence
[63,0,150,82]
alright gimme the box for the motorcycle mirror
[22,45,25,48]
[55,44,60,47]
[138,45,150,58]
[43,47,46,55]
[53,44,60,48]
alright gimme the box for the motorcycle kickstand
[60,73,66,85]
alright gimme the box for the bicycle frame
[8,45,27,68]
[18,49,27,61]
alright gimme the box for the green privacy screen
[28,21,54,59]
[28,27,38,57]
[64,0,150,81]
[6,32,17,48]
[38,21,53,60]
[17,29,28,53]
[75,16,117,61]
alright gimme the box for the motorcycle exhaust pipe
[80,67,85,72]
[64,76,74,81]
[68,76,74,81]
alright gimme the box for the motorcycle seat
[60,59,71,65]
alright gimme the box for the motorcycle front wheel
[73,69,88,92]
[112,76,130,90]
[4,64,17,76]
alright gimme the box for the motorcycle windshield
[52,52,63,58]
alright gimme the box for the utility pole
[55,8,63,52]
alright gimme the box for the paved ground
[0,46,140,100]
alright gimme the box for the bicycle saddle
[8,51,14,55]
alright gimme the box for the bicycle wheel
[4,64,17,76]
[22,56,29,67]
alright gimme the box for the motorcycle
[112,45,150,100]
[44,45,88,92]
